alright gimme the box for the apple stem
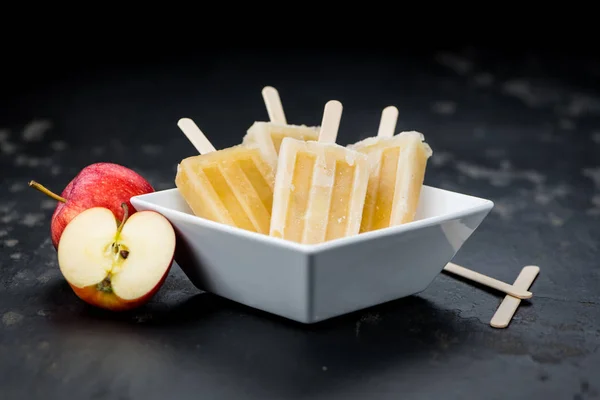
[28,181,66,203]
[113,203,130,250]
[116,202,129,234]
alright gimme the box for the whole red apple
[29,162,154,249]
[57,203,176,311]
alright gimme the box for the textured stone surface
[1,48,599,399]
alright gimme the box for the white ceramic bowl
[131,186,493,324]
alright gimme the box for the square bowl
[131,186,493,324]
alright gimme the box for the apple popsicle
[348,106,432,233]
[175,118,275,234]
[270,100,370,244]
[243,86,320,170]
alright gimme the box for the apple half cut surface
[57,204,176,311]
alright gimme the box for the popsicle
[269,100,370,244]
[348,106,432,233]
[175,118,275,234]
[242,86,320,170]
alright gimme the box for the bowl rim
[130,186,494,254]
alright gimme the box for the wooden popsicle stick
[318,100,343,143]
[377,106,399,138]
[490,266,540,328]
[443,262,533,299]
[177,118,217,154]
[262,86,287,125]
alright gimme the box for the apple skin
[67,262,172,312]
[50,163,154,249]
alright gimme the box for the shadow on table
[176,293,476,398]
[40,279,477,399]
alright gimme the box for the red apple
[29,162,154,249]
[57,203,176,311]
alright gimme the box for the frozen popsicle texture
[175,144,276,235]
[270,139,369,244]
[174,117,276,234]
[349,131,432,233]
[270,100,370,244]
[243,122,320,169]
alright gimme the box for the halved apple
[57,203,176,311]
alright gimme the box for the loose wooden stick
[490,266,540,328]
[177,118,217,154]
[318,100,343,144]
[262,86,287,125]
[377,106,399,138]
[443,262,533,299]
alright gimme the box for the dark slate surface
[1,48,599,399]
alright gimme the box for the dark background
[1,44,599,399]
